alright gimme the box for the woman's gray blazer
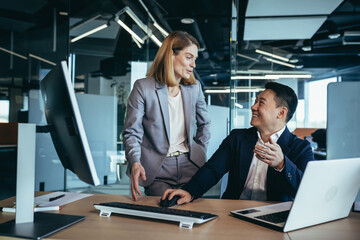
[123,77,211,187]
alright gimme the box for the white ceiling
[70,19,120,40]
[246,0,344,16]
[244,0,344,40]
[244,16,327,40]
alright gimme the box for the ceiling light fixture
[0,47,28,60]
[153,22,169,37]
[70,14,102,31]
[301,45,312,51]
[181,18,195,24]
[29,54,56,66]
[289,58,299,63]
[234,103,243,109]
[264,57,296,68]
[328,33,341,39]
[237,53,260,62]
[343,31,360,45]
[231,75,279,80]
[132,36,142,48]
[205,88,264,93]
[327,21,340,40]
[116,19,144,44]
[116,7,162,47]
[150,35,162,47]
[124,7,163,46]
[70,23,109,43]
[124,8,147,32]
[234,70,311,75]
[255,49,289,62]
[137,0,169,37]
[265,74,312,79]
[301,40,312,51]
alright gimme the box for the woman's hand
[131,162,146,201]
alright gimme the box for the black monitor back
[40,61,100,186]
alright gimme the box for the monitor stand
[0,212,85,239]
[0,123,85,239]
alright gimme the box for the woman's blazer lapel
[155,80,170,144]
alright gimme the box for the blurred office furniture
[311,129,326,149]
[292,128,326,160]
[292,128,317,140]
[107,150,127,184]
[311,129,327,160]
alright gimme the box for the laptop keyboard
[254,210,290,224]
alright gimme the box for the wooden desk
[1,194,359,240]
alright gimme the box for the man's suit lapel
[266,127,291,200]
[155,81,170,143]
[277,127,291,155]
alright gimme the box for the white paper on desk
[35,192,92,207]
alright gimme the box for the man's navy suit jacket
[182,127,315,201]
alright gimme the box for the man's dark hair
[265,82,298,122]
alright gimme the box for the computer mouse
[159,195,181,207]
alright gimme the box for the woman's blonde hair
[146,31,200,87]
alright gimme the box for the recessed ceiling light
[328,33,341,39]
[289,58,299,63]
[181,18,195,24]
[255,49,289,62]
[235,103,244,109]
[301,46,312,52]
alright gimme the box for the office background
[0,0,359,200]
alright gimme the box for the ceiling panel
[0,0,47,14]
[244,16,327,40]
[0,17,35,32]
[246,0,344,16]
[70,19,120,40]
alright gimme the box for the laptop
[230,158,360,232]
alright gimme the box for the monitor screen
[40,61,100,186]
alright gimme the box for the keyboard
[94,202,218,229]
[254,210,290,224]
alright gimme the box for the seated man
[162,82,315,204]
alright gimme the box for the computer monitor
[40,61,100,186]
[0,61,100,239]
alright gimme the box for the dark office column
[39,182,45,191]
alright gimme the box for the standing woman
[123,31,211,201]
